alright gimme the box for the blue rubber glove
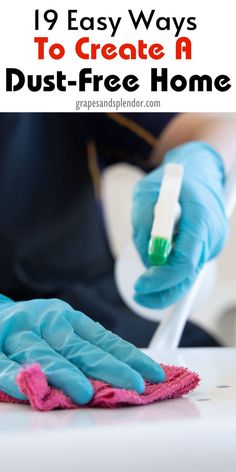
[132,142,228,309]
[0,294,165,403]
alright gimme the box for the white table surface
[0,348,236,472]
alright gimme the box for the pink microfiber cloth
[0,363,200,411]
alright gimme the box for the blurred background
[191,207,236,347]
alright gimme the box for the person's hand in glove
[0,294,165,404]
[132,142,228,309]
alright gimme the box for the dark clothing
[0,113,219,347]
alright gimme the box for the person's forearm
[151,113,236,172]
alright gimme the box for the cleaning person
[0,112,235,404]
